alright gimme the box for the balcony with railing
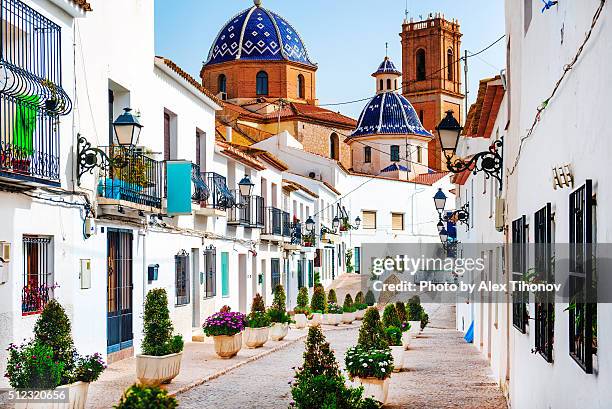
[97,146,164,209]
[282,211,291,238]
[198,172,235,213]
[191,163,209,204]
[0,0,72,186]
[227,192,265,227]
[261,207,283,239]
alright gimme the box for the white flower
[362,363,368,367]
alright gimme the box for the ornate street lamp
[238,174,254,198]
[433,189,470,228]
[436,110,503,186]
[332,215,340,232]
[433,188,447,214]
[305,216,315,234]
[437,220,444,233]
[439,228,448,244]
[113,108,143,147]
[354,216,361,229]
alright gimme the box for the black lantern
[305,216,315,233]
[354,216,361,229]
[437,220,444,233]
[332,216,340,231]
[113,108,143,147]
[238,174,254,198]
[439,228,448,244]
[433,188,447,214]
[436,110,503,187]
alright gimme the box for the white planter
[294,314,308,329]
[136,352,182,386]
[409,321,421,338]
[390,345,404,372]
[270,322,289,341]
[355,377,390,404]
[14,381,90,409]
[342,311,355,324]
[322,313,331,325]
[244,326,270,348]
[324,313,341,325]
[310,313,322,326]
[213,333,242,359]
[401,331,411,350]
[355,309,366,320]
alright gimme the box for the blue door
[107,229,133,354]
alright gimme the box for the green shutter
[221,252,229,297]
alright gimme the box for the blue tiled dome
[372,57,401,76]
[205,4,316,68]
[351,92,432,138]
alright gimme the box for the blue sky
[154,0,505,119]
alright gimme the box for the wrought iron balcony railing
[282,211,291,237]
[97,146,163,209]
[264,207,282,236]
[228,193,265,227]
[249,195,264,228]
[203,172,235,210]
[290,222,303,245]
[191,163,209,203]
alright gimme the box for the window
[164,112,171,161]
[256,71,268,95]
[221,251,229,297]
[447,49,454,81]
[569,180,596,373]
[392,213,404,231]
[534,203,554,363]
[354,247,361,274]
[386,78,392,91]
[22,236,53,315]
[364,146,372,163]
[524,0,532,34]
[390,145,400,162]
[271,258,281,289]
[416,146,423,163]
[379,79,383,91]
[297,74,305,99]
[308,260,314,287]
[395,79,398,91]
[203,246,216,298]
[330,133,339,160]
[175,250,190,305]
[416,49,426,81]
[297,258,305,289]
[218,74,227,94]
[512,215,528,333]
[362,211,377,230]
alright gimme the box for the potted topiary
[268,284,291,341]
[6,300,105,409]
[136,289,184,386]
[382,304,404,371]
[290,326,379,409]
[395,301,411,349]
[342,294,356,324]
[115,383,178,408]
[293,287,310,329]
[325,303,343,326]
[244,294,271,348]
[309,284,326,326]
[407,296,424,338]
[203,306,247,359]
[421,312,430,331]
[364,290,376,307]
[345,307,393,404]
[327,288,338,305]
[354,291,367,320]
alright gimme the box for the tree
[141,289,183,356]
[407,295,424,321]
[272,284,287,311]
[343,294,354,310]
[364,290,375,306]
[296,287,309,309]
[327,289,337,305]
[33,300,75,382]
[355,291,365,305]
[382,304,401,329]
[395,301,407,324]
[310,284,327,313]
[357,308,388,349]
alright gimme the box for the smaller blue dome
[372,57,401,76]
[351,92,432,138]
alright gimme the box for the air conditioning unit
[0,241,10,262]
[495,197,505,232]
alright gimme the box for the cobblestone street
[177,305,507,409]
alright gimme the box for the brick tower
[400,13,464,171]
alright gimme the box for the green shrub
[384,326,402,347]
[382,304,401,329]
[114,384,178,409]
[343,294,355,313]
[364,290,375,306]
[314,271,321,285]
[395,301,407,324]
[5,342,64,389]
[310,284,327,313]
[357,308,388,349]
[247,294,271,328]
[251,293,266,313]
[267,307,291,324]
[407,296,424,321]
[33,299,75,381]
[141,289,183,356]
[296,287,309,310]
[73,353,106,383]
[326,303,343,314]
[327,289,337,305]
[272,284,287,311]
[420,312,430,330]
[345,346,393,380]
[354,291,365,305]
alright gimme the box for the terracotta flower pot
[244,326,270,348]
[401,331,411,350]
[310,313,322,326]
[213,333,243,358]
[342,312,355,324]
[409,321,421,338]
[136,352,183,386]
[14,381,90,409]
[270,322,289,341]
[355,309,366,320]
[390,345,404,372]
[355,377,390,404]
[294,314,308,329]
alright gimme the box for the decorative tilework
[373,57,402,76]
[206,5,315,67]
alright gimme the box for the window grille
[534,203,554,362]
[175,250,190,306]
[203,245,216,299]
[512,215,528,333]
[22,235,53,315]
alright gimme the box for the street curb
[171,323,360,397]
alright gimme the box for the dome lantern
[372,56,402,95]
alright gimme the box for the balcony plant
[345,307,393,404]
[136,289,184,386]
[407,296,424,338]
[290,326,380,409]
[294,287,310,329]
[115,384,178,409]
[354,291,367,320]
[395,301,411,349]
[244,294,270,348]
[203,306,247,359]
[342,294,356,324]
[268,284,291,341]
[325,303,343,326]
[309,284,326,326]
[5,299,106,409]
